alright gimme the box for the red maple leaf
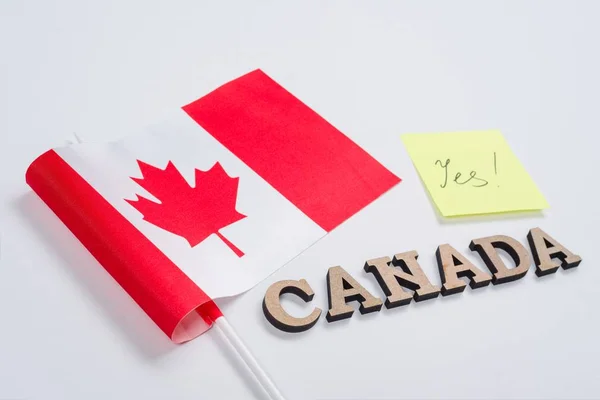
[126,160,246,257]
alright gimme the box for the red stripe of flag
[183,69,400,232]
[26,150,220,343]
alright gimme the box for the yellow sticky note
[401,130,548,217]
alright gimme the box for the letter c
[262,279,322,333]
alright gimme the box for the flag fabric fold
[26,69,400,342]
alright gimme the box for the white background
[1,1,599,399]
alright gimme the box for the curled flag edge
[26,149,220,343]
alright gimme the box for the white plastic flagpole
[213,316,287,400]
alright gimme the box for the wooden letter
[262,279,322,333]
[436,244,492,296]
[527,227,582,277]
[469,235,531,284]
[364,252,440,309]
[326,266,383,322]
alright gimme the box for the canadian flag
[26,70,400,343]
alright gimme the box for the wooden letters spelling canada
[262,227,582,333]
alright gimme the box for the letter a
[527,227,581,277]
[326,266,383,322]
[436,244,492,296]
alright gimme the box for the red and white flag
[26,69,400,342]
